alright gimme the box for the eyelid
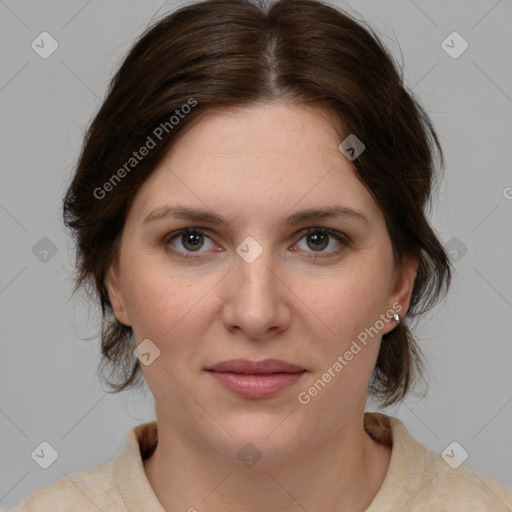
[296,227,351,244]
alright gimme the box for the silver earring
[393,313,400,323]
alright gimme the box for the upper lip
[205,358,305,374]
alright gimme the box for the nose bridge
[235,245,277,302]
[221,240,290,337]
[233,233,275,286]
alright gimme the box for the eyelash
[162,227,351,260]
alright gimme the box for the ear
[382,255,418,334]
[104,261,131,327]
[391,254,418,312]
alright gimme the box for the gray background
[1,0,511,508]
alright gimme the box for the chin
[207,412,308,464]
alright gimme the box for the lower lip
[207,371,306,399]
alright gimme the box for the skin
[106,101,418,512]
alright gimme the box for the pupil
[308,233,328,251]
[183,233,203,251]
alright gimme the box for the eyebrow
[143,204,369,228]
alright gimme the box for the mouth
[205,359,306,399]
[205,358,306,374]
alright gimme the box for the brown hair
[63,0,451,406]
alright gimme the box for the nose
[220,249,291,340]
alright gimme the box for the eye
[163,227,350,260]
[293,228,349,257]
[164,228,217,256]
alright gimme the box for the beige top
[7,412,512,511]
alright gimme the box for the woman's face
[107,101,417,463]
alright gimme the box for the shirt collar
[112,412,414,511]
[112,421,165,511]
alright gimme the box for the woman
[8,0,512,510]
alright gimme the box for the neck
[143,410,391,512]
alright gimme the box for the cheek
[297,275,387,413]
[120,260,201,342]
[293,259,393,405]
[303,265,392,342]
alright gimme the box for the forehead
[171,101,345,163]
[128,101,381,223]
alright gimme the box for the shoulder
[365,412,512,511]
[417,445,512,510]
[6,422,158,512]
[5,460,121,512]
